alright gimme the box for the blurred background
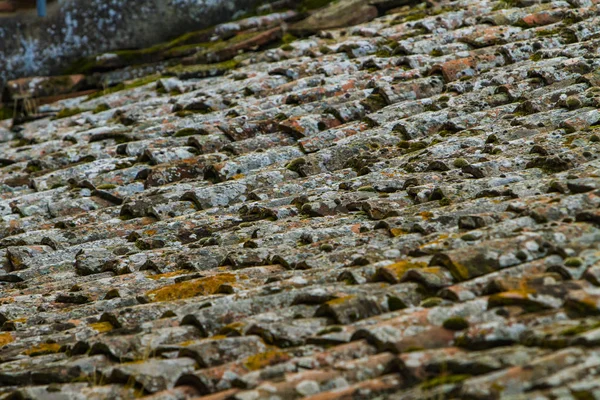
[0,0,283,85]
[0,0,400,123]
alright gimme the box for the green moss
[561,29,578,44]
[398,140,429,153]
[164,60,239,79]
[375,49,392,58]
[86,83,125,101]
[112,46,163,64]
[281,33,297,45]
[420,297,443,308]
[429,49,444,57]
[164,27,214,50]
[317,325,343,335]
[66,27,217,75]
[96,184,117,190]
[281,44,294,51]
[25,164,43,173]
[453,158,469,168]
[530,52,543,62]
[53,108,83,120]
[115,161,132,170]
[388,296,409,311]
[421,374,470,390]
[536,28,561,37]
[565,257,584,267]
[286,157,306,173]
[11,138,35,148]
[319,45,334,54]
[73,42,177,74]
[566,96,582,110]
[127,75,161,89]
[0,106,13,121]
[319,243,334,252]
[93,103,111,114]
[162,42,211,59]
[572,391,596,400]
[403,11,427,22]
[175,110,196,118]
[184,31,259,64]
[443,316,470,331]
[86,75,160,101]
[361,93,388,113]
[174,128,202,137]
[560,321,600,336]
[492,0,515,10]
[461,233,479,241]
[357,185,376,192]
[63,57,100,75]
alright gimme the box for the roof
[0,0,600,398]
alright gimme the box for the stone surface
[0,0,600,398]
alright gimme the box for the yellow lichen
[89,321,114,333]
[390,228,408,237]
[24,343,62,356]
[420,233,450,248]
[326,295,356,306]
[420,211,434,220]
[384,260,428,279]
[219,322,246,335]
[178,340,198,347]
[446,261,471,281]
[146,270,189,280]
[243,350,291,371]
[0,332,13,347]
[145,273,236,302]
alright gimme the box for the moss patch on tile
[145,273,236,302]
[24,343,62,356]
[89,321,114,333]
[244,350,291,371]
[53,107,84,120]
[164,60,239,80]
[0,106,14,121]
[86,74,161,101]
[443,316,470,331]
[421,374,470,389]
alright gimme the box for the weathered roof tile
[2,0,600,396]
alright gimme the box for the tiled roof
[1,0,600,398]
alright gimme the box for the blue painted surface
[37,0,47,17]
